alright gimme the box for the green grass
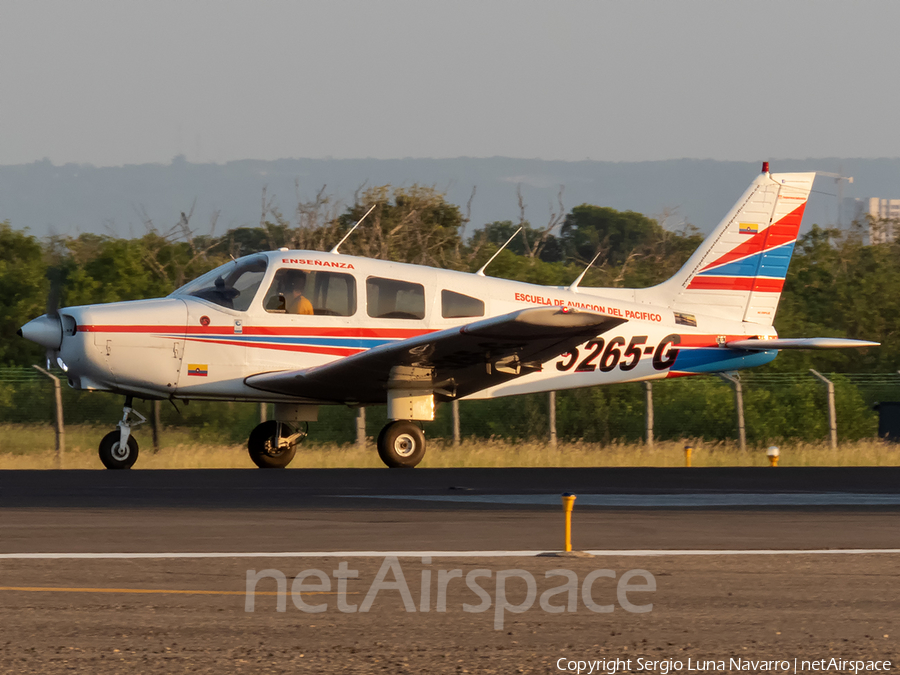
[1,424,899,470]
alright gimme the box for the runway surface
[1,468,898,673]
[1,467,898,554]
[4,466,900,505]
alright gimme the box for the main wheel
[377,421,426,468]
[248,420,297,469]
[98,430,140,470]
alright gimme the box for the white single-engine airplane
[19,164,878,470]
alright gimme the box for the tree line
[1,184,896,373]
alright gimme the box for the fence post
[32,365,64,468]
[259,402,267,424]
[548,391,558,447]
[356,407,366,448]
[644,381,654,448]
[452,399,460,447]
[810,369,838,449]
[718,373,746,452]
[151,400,162,453]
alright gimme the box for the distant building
[841,197,900,243]
[864,197,900,220]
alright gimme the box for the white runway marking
[343,493,900,507]
[1,549,899,560]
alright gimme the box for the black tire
[248,420,297,469]
[377,421,426,468]
[98,430,140,470]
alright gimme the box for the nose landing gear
[98,397,145,470]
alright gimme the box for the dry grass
[1,424,899,470]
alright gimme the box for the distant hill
[3,156,899,240]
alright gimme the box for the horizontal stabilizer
[725,337,880,351]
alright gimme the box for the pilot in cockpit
[281,270,314,315]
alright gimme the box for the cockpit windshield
[171,255,268,311]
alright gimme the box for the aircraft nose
[19,314,63,350]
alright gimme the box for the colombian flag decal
[739,222,759,235]
[187,364,208,377]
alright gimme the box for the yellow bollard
[767,445,780,467]
[684,444,693,467]
[561,493,576,552]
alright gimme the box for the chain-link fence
[2,367,897,450]
[430,371,892,446]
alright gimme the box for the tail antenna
[476,226,522,277]
[568,249,604,293]
[330,204,377,254]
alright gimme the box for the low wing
[726,337,880,350]
[245,307,627,403]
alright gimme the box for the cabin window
[366,277,425,320]
[181,255,268,312]
[263,269,357,316]
[441,290,484,319]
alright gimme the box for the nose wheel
[248,420,306,469]
[377,421,426,468]
[98,431,140,470]
[98,397,144,470]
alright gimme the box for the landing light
[56,357,69,372]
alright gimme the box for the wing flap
[245,307,626,402]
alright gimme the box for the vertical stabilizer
[648,167,815,326]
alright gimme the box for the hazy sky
[2,0,898,166]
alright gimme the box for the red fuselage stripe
[80,325,434,338]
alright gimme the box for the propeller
[18,265,67,369]
[45,268,64,367]
[46,265,64,318]
[44,265,68,368]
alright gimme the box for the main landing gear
[247,420,307,469]
[98,396,144,470]
[243,417,428,469]
[242,393,432,469]
[371,375,434,468]
[376,421,426,468]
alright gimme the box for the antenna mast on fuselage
[330,204,377,254]
[475,226,523,277]
[568,249,604,293]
